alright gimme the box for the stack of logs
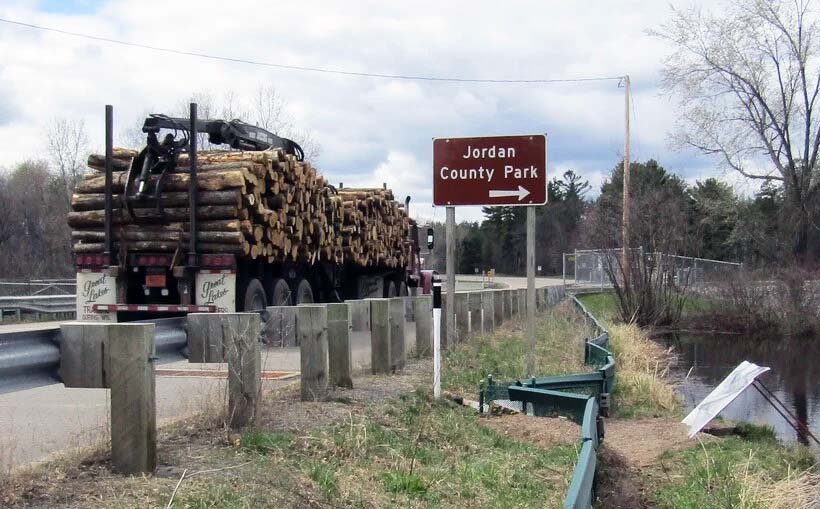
[68,148,413,268]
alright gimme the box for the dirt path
[596,417,713,508]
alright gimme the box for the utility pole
[622,75,631,285]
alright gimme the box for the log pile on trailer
[68,148,413,268]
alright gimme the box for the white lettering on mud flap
[196,272,236,312]
[76,271,117,322]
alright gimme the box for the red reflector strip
[92,304,217,313]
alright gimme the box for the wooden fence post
[108,323,156,475]
[327,303,353,388]
[369,298,391,374]
[413,295,432,357]
[469,292,482,336]
[298,305,329,401]
[481,291,495,333]
[454,292,469,342]
[389,297,406,371]
[493,289,504,325]
[224,313,262,428]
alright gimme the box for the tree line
[423,158,800,276]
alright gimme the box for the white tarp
[682,360,770,438]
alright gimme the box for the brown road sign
[433,134,547,206]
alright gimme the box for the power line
[0,17,623,85]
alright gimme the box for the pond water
[655,332,820,448]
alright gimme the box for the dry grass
[741,467,820,509]
[607,323,680,417]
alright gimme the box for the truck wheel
[270,278,291,306]
[385,280,397,298]
[397,281,408,296]
[293,279,314,304]
[242,278,267,312]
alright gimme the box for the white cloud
[0,0,740,213]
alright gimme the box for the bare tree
[653,0,820,258]
[47,118,88,200]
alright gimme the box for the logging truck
[70,104,428,322]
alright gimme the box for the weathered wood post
[413,294,432,357]
[298,305,329,401]
[347,299,371,332]
[108,323,157,475]
[223,313,261,428]
[494,289,505,325]
[369,298,391,374]
[518,288,527,316]
[188,313,263,427]
[469,292,482,336]
[510,290,519,318]
[504,289,513,320]
[454,292,469,342]
[262,306,297,347]
[389,297,406,371]
[481,291,495,333]
[327,303,353,388]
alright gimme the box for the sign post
[433,134,547,385]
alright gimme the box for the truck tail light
[200,254,235,268]
[134,254,171,267]
[76,254,109,268]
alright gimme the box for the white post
[433,279,442,399]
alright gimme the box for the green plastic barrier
[564,440,596,509]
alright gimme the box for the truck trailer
[69,104,426,322]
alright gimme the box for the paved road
[0,321,416,471]
[455,275,568,290]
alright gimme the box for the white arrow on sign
[488,185,530,201]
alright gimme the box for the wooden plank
[108,323,156,474]
[389,297,406,371]
[327,303,353,388]
[413,295,432,358]
[298,305,329,400]
[368,298,391,374]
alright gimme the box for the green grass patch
[240,430,294,454]
[288,391,579,508]
[650,433,817,509]
[578,291,718,326]
[577,292,619,325]
[442,305,589,394]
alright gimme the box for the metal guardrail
[0,317,187,394]
[0,294,77,318]
[479,293,613,508]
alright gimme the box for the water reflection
[656,332,820,448]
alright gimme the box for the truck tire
[385,280,397,298]
[242,278,267,312]
[293,279,314,304]
[270,278,291,306]
[397,281,408,297]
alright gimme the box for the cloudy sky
[0,0,744,221]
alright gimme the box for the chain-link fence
[563,249,742,288]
